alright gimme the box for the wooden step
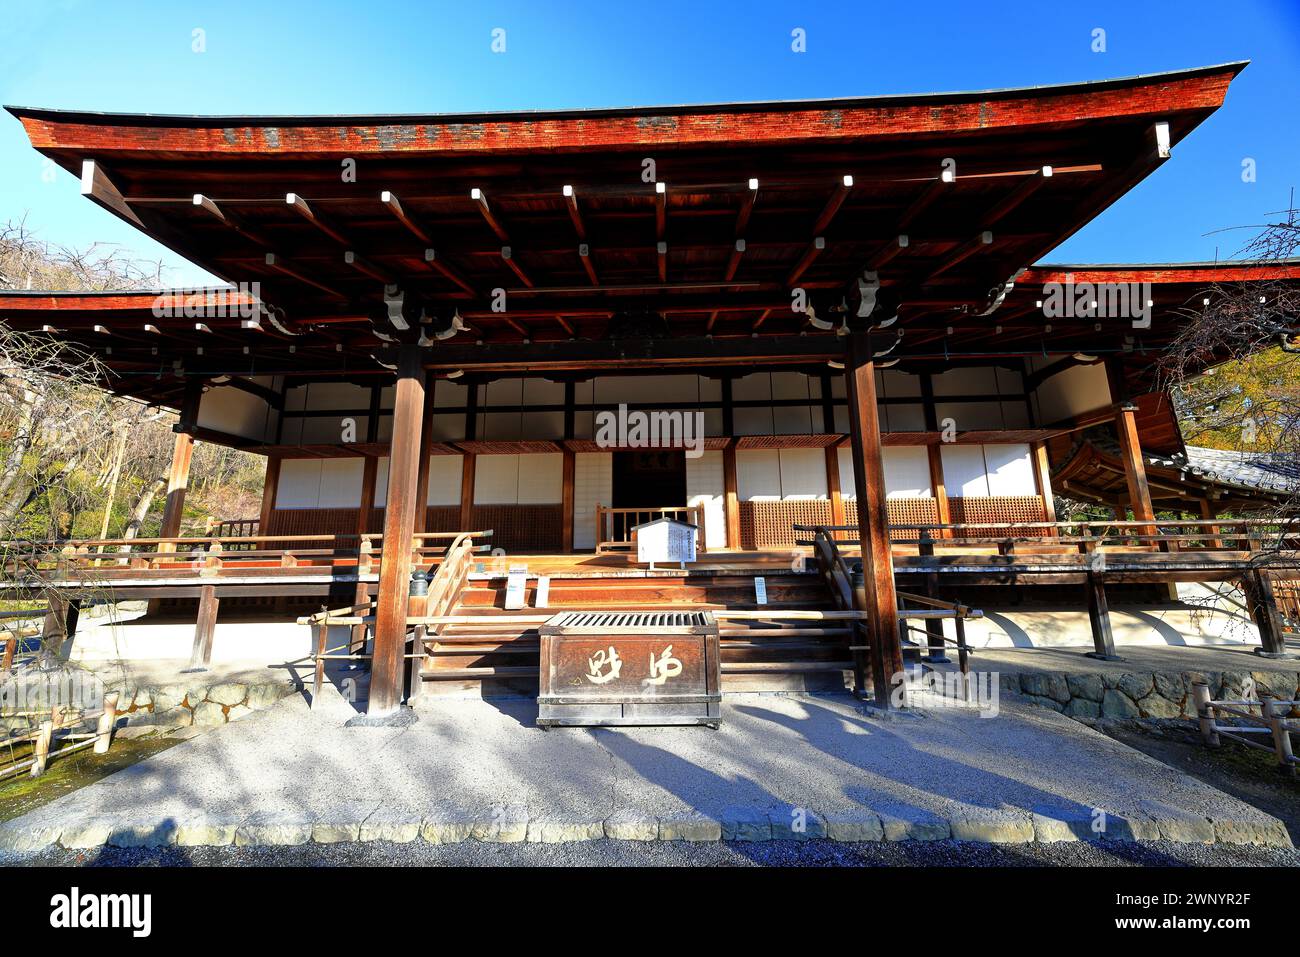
[420,665,537,679]
[721,660,854,674]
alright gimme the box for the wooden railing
[796,523,983,700]
[594,504,707,555]
[0,530,494,581]
[300,531,492,706]
[1193,680,1297,775]
[1,692,120,780]
[798,518,1300,561]
[203,516,260,543]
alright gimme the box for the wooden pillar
[561,449,576,553]
[1115,407,1156,527]
[825,445,844,528]
[369,346,426,716]
[1085,572,1118,660]
[459,454,476,533]
[1030,440,1057,524]
[412,372,437,535]
[1245,570,1289,657]
[1198,498,1222,550]
[926,444,951,537]
[844,334,904,706]
[186,584,219,670]
[258,455,281,535]
[723,442,740,550]
[158,431,195,547]
[40,596,79,659]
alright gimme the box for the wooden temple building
[2,61,1298,715]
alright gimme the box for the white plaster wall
[738,449,826,501]
[838,446,933,500]
[1033,360,1111,424]
[686,450,726,549]
[197,386,274,442]
[941,445,993,497]
[882,447,932,498]
[983,444,1037,495]
[427,455,463,506]
[317,459,365,507]
[573,452,612,549]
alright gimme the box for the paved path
[1,687,1290,855]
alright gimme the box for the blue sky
[1,0,1297,286]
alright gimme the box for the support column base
[1084,651,1124,662]
[921,654,951,665]
[178,666,209,674]
[1253,648,1295,660]
[345,707,419,729]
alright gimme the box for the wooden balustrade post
[1264,698,1295,774]
[918,528,948,663]
[406,586,429,706]
[0,627,16,676]
[94,691,119,754]
[312,618,329,709]
[30,719,53,778]
[1192,681,1219,747]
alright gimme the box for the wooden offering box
[537,611,721,728]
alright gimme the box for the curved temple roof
[0,61,1274,412]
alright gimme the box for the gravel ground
[14,837,1300,868]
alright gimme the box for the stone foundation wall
[2,674,300,738]
[1003,669,1300,720]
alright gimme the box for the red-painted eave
[1024,263,1300,285]
[9,64,1243,158]
[0,291,257,311]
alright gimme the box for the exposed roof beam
[421,248,478,297]
[343,250,393,284]
[379,190,433,244]
[810,175,853,236]
[562,184,587,241]
[564,186,599,286]
[578,243,599,285]
[786,236,825,286]
[896,173,951,232]
[285,193,351,245]
[724,239,746,283]
[264,252,345,298]
[80,160,143,227]
[191,193,277,250]
[982,166,1052,226]
[866,234,909,271]
[734,179,758,238]
[501,245,533,288]
[470,187,510,242]
[928,231,993,279]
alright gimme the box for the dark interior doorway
[612,450,687,508]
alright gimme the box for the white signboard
[504,565,529,610]
[754,576,768,605]
[535,575,550,609]
[634,517,697,567]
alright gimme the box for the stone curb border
[1,802,1290,856]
